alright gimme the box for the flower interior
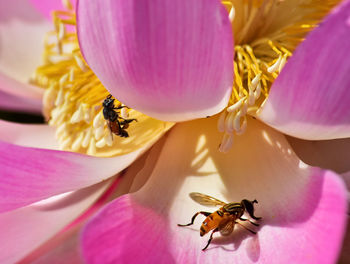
[31,0,340,156]
[31,1,173,157]
[218,0,340,152]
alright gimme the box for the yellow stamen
[31,0,173,157]
[31,0,339,155]
[219,0,341,151]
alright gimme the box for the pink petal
[77,0,233,121]
[339,218,350,264]
[340,171,350,193]
[29,0,76,21]
[19,148,157,264]
[0,89,42,113]
[259,0,350,140]
[81,117,347,263]
[287,136,350,174]
[0,1,51,83]
[0,135,159,213]
[20,225,84,264]
[0,72,43,113]
[0,179,112,264]
[0,71,43,100]
[62,175,122,232]
[0,120,59,149]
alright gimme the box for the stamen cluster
[218,0,340,152]
[31,0,131,155]
[31,0,340,154]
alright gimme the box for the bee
[178,192,261,251]
[102,94,137,138]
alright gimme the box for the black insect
[102,95,136,138]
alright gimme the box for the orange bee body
[178,193,261,250]
[200,210,225,236]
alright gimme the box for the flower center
[31,0,172,157]
[32,0,340,155]
[218,0,341,152]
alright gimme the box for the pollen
[30,1,171,157]
[218,0,341,152]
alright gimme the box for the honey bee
[178,192,261,251]
[102,95,136,138]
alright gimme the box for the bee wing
[219,220,234,236]
[106,120,112,133]
[106,121,115,138]
[189,192,226,207]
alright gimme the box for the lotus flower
[0,0,350,263]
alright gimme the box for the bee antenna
[253,199,258,204]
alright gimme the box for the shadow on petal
[81,117,347,263]
[287,136,350,174]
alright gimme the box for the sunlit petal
[81,117,347,263]
[0,136,159,213]
[259,0,350,140]
[77,0,233,121]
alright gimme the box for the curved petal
[0,129,163,213]
[0,72,43,112]
[259,0,350,140]
[0,77,42,115]
[18,147,159,264]
[20,225,84,264]
[28,0,76,21]
[287,136,350,174]
[340,171,350,193]
[0,120,59,149]
[339,218,350,264]
[81,117,347,263]
[0,90,42,113]
[0,179,112,264]
[0,72,43,100]
[0,0,51,82]
[77,0,233,121]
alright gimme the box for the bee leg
[239,217,259,227]
[120,122,129,130]
[178,211,211,227]
[121,130,129,137]
[113,106,126,110]
[122,118,138,123]
[236,222,256,234]
[120,119,137,128]
[241,199,262,220]
[202,228,219,251]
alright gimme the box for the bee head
[103,97,114,108]
[241,199,262,220]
